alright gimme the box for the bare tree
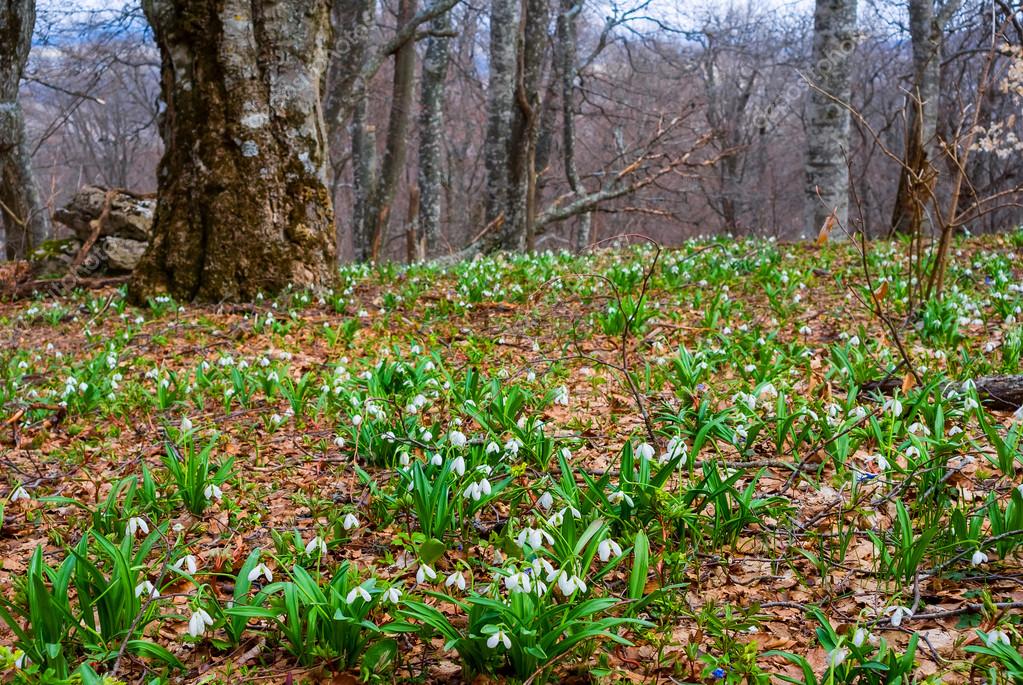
[1,0,51,259]
[804,0,858,238]
[129,0,337,302]
[415,0,452,258]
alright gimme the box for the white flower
[827,647,849,669]
[597,538,623,562]
[552,570,587,596]
[885,605,913,627]
[126,517,149,537]
[346,586,372,604]
[504,571,532,594]
[515,527,554,549]
[10,485,30,502]
[305,536,328,556]
[445,571,467,591]
[486,627,511,650]
[983,629,1011,647]
[14,651,30,669]
[449,430,467,447]
[849,335,860,346]
[352,415,363,426]
[134,580,159,598]
[537,491,554,510]
[204,483,223,501]
[383,585,402,604]
[430,453,443,466]
[451,455,466,477]
[971,550,989,566]
[485,441,500,454]
[172,554,198,574]
[851,628,871,648]
[343,513,360,530]
[180,417,193,432]
[964,397,979,411]
[635,443,655,460]
[187,608,214,638]
[416,563,437,584]
[883,398,903,417]
[608,489,634,507]
[554,386,569,406]
[248,563,273,583]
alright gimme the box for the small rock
[101,237,148,271]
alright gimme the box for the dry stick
[69,188,117,272]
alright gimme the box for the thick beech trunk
[130,0,337,303]
[0,0,51,260]
[483,0,517,244]
[803,0,857,239]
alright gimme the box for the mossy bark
[130,0,337,303]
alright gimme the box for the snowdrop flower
[948,425,963,436]
[554,386,569,406]
[883,398,903,417]
[531,557,555,578]
[964,397,979,412]
[134,580,159,598]
[248,563,273,583]
[333,435,346,448]
[463,478,492,501]
[346,586,372,604]
[851,628,871,648]
[1013,405,1023,424]
[342,513,359,530]
[885,605,913,627]
[305,536,328,556]
[537,491,554,510]
[126,517,149,537]
[416,563,437,584]
[552,570,587,596]
[849,335,860,346]
[485,441,500,455]
[383,585,402,604]
[351,414,363,426]
[504,570,532,594]
[445,571,467,591]
[451,455,466,477]
[180,416,193,432]
[14,652,30,669]
[597,537,623,562]
[905,445,920,459]
[983,629,1011,647]
[430,453,444,467]
[187,608,214,638]
[204,483,223,501]
[173,554,198,574]
[971,550,989,566]
[608,489,634,507]
[635,443,655,461]
[504,438,522,456]
[799,325,812,335]
[827,647,849,669]
[487,627,511,650]
[867,454,890,471]
[10,485,30,502]
[516,527,554,549]
[449,430,467,448]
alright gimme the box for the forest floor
[1,232,1022,685]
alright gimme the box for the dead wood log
[862,374,1023,411]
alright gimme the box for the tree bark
[483,0,517,244]
[415,1,452,259]
[803,0,858,239]
[890,0,962,236]
[130,0,337,303]
[556,0,591,252]
[0,0,51,260]
[364,0,418,260]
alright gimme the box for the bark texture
[889,0,962,236]
[482,0,518,242]
[415,0,452,258]
[130,0,337,303]
[556,0,591,251]
[803,0,858,239]
[0,0,51,260]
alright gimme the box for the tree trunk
[890,0,961,236]
[363,0,417,260]
[506,0,548,251]
[483,0,517,243]
[0,0,51,260]
[803,0,858,239]
[129,0,337,303]
[556,0,591,252]
[415,1,452,258]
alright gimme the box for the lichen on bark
[129,0,337,303]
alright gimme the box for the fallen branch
[862,374,1023,411]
